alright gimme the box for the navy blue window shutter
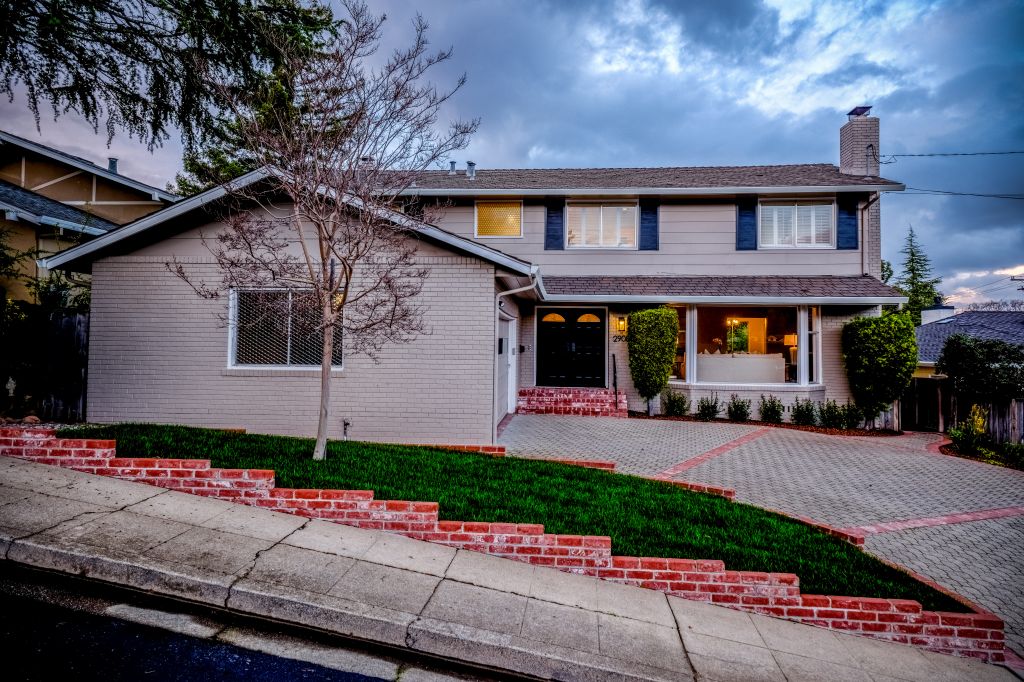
[836,195,859,250]
[545,199,565,250]
[735,197,757,250]
[638,201,659,250]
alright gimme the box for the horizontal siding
[435,205,863,276]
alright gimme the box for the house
[0,129,178,301]
[42,107,906,445]
[915,309,1024,376]
[902,308,1024,433]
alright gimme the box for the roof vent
[448,160,457,175]
[107,157,118,174]
[466,161,476,180]
[847,105,872,120]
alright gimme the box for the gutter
[538,294,908,305]
[38,216,108,236]
[401,183,906,197]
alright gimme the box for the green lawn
[59,423,968,612]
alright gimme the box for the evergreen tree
[895,225,943,326]
[881,259,894,285]
[2,0,337,151]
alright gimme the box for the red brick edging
[0,428,1004,664]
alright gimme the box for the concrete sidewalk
[0,457,1015,682]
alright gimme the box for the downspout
[492,266,540,444]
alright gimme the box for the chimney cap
[107,157,119,173]
[448,160,457,176]
[466,161,476,180]
[847,105,873,119]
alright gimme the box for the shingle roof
[0,179,118,233]
[541,275,903,301]
[916,311,1024,363]
[410,164,902,192]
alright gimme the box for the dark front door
[536,308,606,387]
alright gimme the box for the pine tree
[895,225,943,326]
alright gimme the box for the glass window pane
[567,204,636,248]
[235,291,288,365]
[814,205,833,245]
[759,206,776,246]
[695,306,797,383]
[289,293,326,366]
[796,205,814,245]
[674,306,687,381]
[476,201,522,237]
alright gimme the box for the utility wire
[901,187,1024,200]
[889,151,1024,157]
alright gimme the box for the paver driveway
[499,415,1024,657]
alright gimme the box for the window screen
[233,290,343,367]
[476,201,522,237]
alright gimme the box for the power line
[901,187,1024,200]
[889,151,1024,157]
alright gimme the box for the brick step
[517,388,628,417]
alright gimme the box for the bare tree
[962,299,1024,312]
[170,1,477,460]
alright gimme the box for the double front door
[536,307,606,388]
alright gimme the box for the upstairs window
[231,290,343,368]
[759,202,835,248]
[475,201,523,237]
[566,203,637,248]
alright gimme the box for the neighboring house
[43,107,906,445]
[904,309,1024,434]
[0,129,178,301]
[915,309,1024,376]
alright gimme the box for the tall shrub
[628,307,679,415]
[936,334,1024,405]
[841,312,917,422]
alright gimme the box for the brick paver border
[652,427,771,479]
[842,506,1024,536]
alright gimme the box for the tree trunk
[647,398,654,416]
[312,308,335,461]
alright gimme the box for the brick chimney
[839,106,879,177]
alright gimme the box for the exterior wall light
[617,316,628,333]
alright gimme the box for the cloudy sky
[3,0,1022,302]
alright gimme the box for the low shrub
[1000,442,1024,469]
[726,394,751,421]
[695,394,721,421]
[817,400,845,429]
[842,402,863,430]
[662,391,691,417]
[758,394,784,423]
[948,404,989,456]
[791,398,818,426]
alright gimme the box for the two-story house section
[43,108,905,446]
[406,107,905,426]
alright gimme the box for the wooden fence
[38,312,89,423]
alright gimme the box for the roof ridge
[423,163,839,173]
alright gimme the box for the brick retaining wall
[0,428,1003,663]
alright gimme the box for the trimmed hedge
[841,313,917,420]
[628,307,679,412]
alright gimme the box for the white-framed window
[566,203,638,249]
[475,200,523,238]
[759,201,835,248]
[229,289,343,368]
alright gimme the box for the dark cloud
[1,0,1020,299]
